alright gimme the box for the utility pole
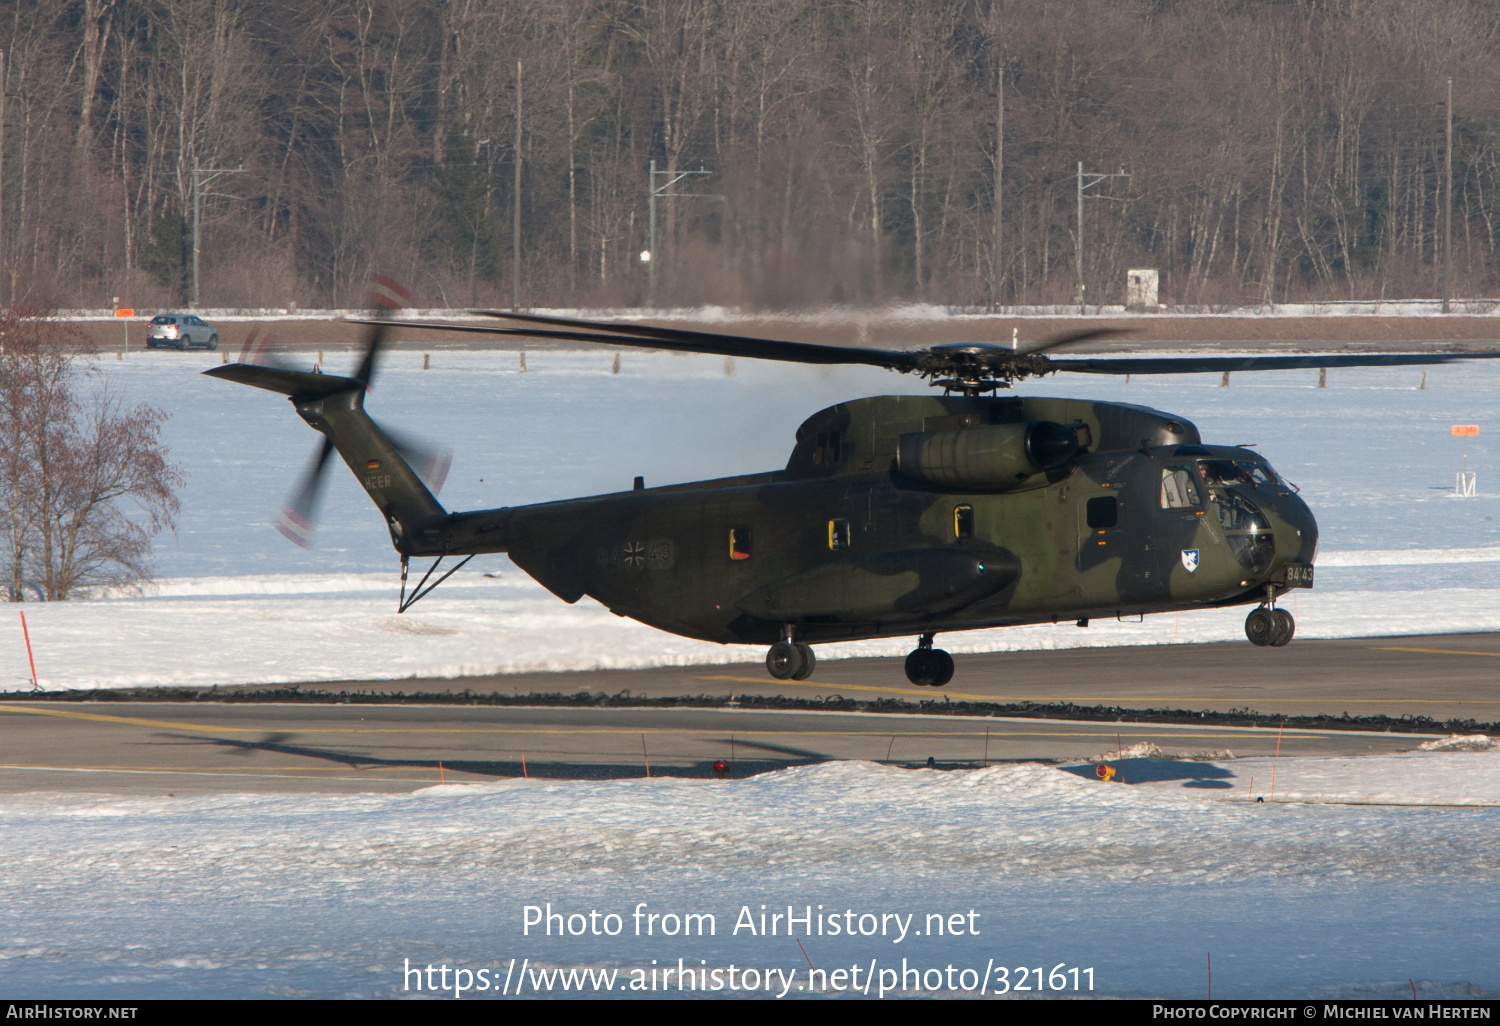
[191,165,244,309]
[1076,161,1130,313]
[1444,75,1453,314]
[646,161,718,307]
[512,60,522,311]
[992,62,1004,309]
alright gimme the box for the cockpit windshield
[1199,459,1282,491]
[1197,461,1277,574]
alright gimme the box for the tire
[206,334,218,351]
[177,335,190,351]
[1269,608,1295,647]
[929,649,955,687]
[791,643,816,681]
[766,641,803,680]
[1244,607,1276,646]
[905,648,940,686]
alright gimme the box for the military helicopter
[207,288,1500,686]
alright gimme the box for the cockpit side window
[1160,466,1201,509]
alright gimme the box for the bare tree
[0,312,181,601]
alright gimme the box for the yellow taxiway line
[695,675,1500,704]
[1373,646,1500,659]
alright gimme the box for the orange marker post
[1452,425,1481,495]
[19,612,39,690]
[113,307,134,354]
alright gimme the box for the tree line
[5,0,1500,312]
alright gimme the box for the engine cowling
[897,421,1079,491]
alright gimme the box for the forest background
[6,0,1500,313]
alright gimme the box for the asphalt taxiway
[324,631,1500,722]
[1,632,1494,794]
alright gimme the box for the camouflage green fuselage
[420,395,1318,646]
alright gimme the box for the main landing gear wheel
[904,646,955,687]
[766,641,816,680]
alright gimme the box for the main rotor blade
[474,309,924,370]
[1015,327,1132,358]
[1051,351,1500,375]
[276,436,335,548]
[350,312,923,371]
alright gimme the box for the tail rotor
[263,276,441,548]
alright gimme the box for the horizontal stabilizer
[204,363,362,400]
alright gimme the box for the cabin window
[953,504,974,539]
[1160,466,1202,509]
[1086,496,1118,529]
[728,526,752,560]
[813,430,843,465]
[827,518,851,551]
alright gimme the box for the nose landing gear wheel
[791,643,816,680]
[1245,608,1275,646]
[1269,608,1295,647]
[904,647,955,686]
[1246,606,1295,646]
[766,641,816,680]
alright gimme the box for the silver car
[146,313,219,351]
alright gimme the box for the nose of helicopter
[1273,488,1320,566]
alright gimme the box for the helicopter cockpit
[1197,459,1279,575]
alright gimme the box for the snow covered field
[2,753,1497,999]
[3,347,1500,690]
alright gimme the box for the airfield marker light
[639,250,651,263]
[713,760,729,780]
